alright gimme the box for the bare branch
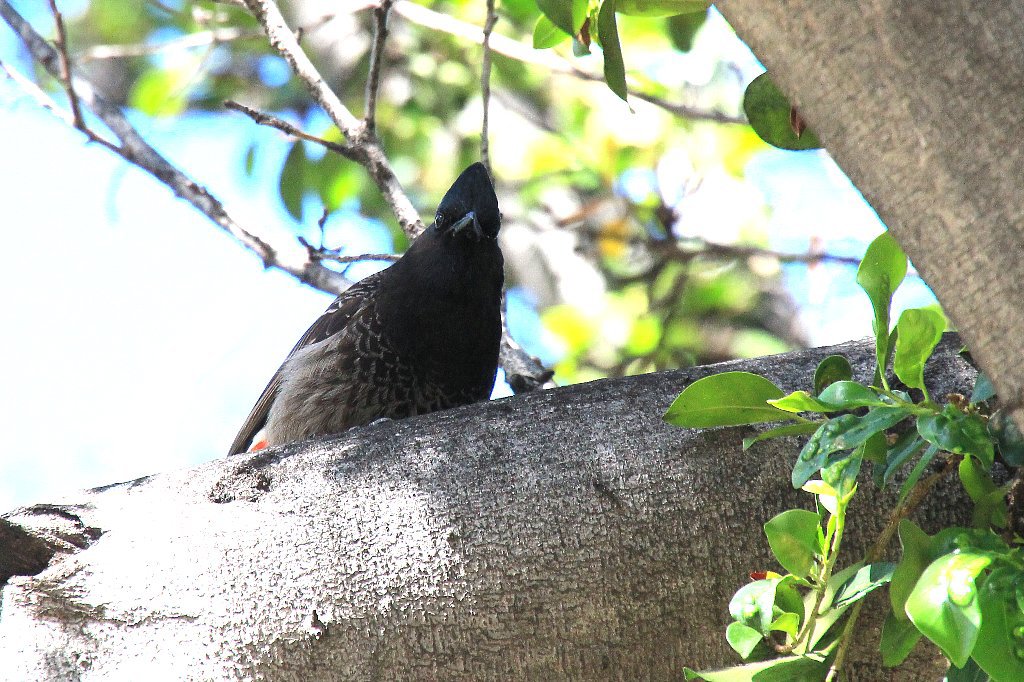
[80,27,259,61]
[242,0,424,238]
[46,0,83,128]
[392,0,746,126]
[0,0,351,295]
[224,100,357,159]
[479,0,497,174]
[364,0,393,133]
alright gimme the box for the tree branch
[224,99,356,159]
[363,0,393,133]
[241,0,424,239]
[479,0,497,174]
[0,0,351,295]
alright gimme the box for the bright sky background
[0,3,938,511]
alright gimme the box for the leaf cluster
[665,233,1024,680]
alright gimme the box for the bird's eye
[435,211,444,227]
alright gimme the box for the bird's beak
[449,211,483,240]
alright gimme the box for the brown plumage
[228,163,504,455]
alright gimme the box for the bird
[228,162,504,455]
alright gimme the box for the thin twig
[46,0,83,128]
[479,0,497,174]
[0,0,351,295]
[80,27,259,61]
[391,0,746,126]
[825,456,959,682]
[364,0,393,133]
[314,251,400,265]
[243,0,424,238]
[224,100,357,159]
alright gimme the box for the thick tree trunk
[1,337,974,679]
[717,0,1024,430]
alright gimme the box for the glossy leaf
[856,232,908,382]
[894,308,947,393]
[764,509,822,577]
[971,574,1024,681]
[905,552,992,667]
[816,381,885,409]
[832,562,895,609]
[768,391,836,414]
[742,73,822,151]
[683,654,828,681]
[945,657,989,682]
[813,355,853,396]
[597,0,628,101]
[792,407,909,488]
[725,621,763,659]
[664,372,791,428]
[742,422,823,450]
[729,579,780,634]
[917,406,994,466]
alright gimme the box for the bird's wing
[226,273,384,456]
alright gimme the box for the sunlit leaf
[894,308,947,394]
[533,14,569,48]
[664,372,792,428]
[813,355,853,395]
[905,552,992,667]
[764,509,822,577]
[856,232,908,382]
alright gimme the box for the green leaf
[874,430,926,488]
[813,355,853,396]
[770,611,800,638]
[972,574,1024,682]
[664,372,792,428]
[279,141,307,222]
[946,657,991,682]
[989,409,1024,467]
[129,67,190,117]
[821,445,863,501]
[764,509,822,578]
[725,621,764,659]
[880,609,922,667]
[536,0,587,35]
[729,579,781,634]
[816,381,886,409]
[683,655,828,681]
[742,73,822,151]
[856,232,908,383]
[616,0,708,17]
[768,391,836,414]
[832,562,896,609]
[792,407,910,488]
[970,372,996,404]
[532,14,569,48]
[597,0,628,101]
[894,308,947,394]
[959,457,1008,529]
[243,143,257,176]
[666,8,708,51]
[897,443,939,502]
[905,552,992,668]
[917,406,995,466]
[891,520,932,617]
[743,422,823,450]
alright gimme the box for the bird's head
[433,162,501,241]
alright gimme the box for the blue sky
[0,5,938,511]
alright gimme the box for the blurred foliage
[54,0,806,384]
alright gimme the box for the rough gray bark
[1,337,974,679]
[716,0,1024,430]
